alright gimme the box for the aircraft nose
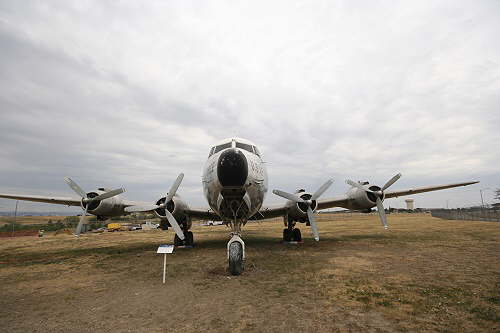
[217,148,248,187]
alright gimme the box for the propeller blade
[376,197,388,229]
[311,179,334,200]
[382,173,402,191]
[165,173,184,203]
[64,177,86,198]
[346,179,368,191]
[75,208,88,236]
[306,207,320,241]
[89,188,125,202]
[272,189,304,203]
[165,210,185,240]
[124,204,160,213]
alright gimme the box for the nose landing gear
[228,234,245,275]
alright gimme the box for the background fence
[431,208,500,222]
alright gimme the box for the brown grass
[0,213,498,332]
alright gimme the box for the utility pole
[480,188,490,208]
[12,200,18,237]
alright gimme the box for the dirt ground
[0,213,498,332]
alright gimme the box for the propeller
[125,173,185,241]
[64,177,125,236]
[273,179,334,241]
[345,173,402,229]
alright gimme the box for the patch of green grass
[376,300,394,307]
[470,306,499,322]
[485,296,500,305]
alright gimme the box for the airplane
[0,137,478,275]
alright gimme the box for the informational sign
[157,244,174,284]
[157,244,174,254]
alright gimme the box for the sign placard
[157,244,174,254]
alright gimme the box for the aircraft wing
[316,195,351,210]
[383,181,479,199]
[253,195,350,220]
[252,204,288,220]
[253,180,478,220]
[122,201,220,221]
[0,193,82,206]
[316,181,479,209]
[184,208,220,221]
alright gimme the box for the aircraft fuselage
[202,138,268,222]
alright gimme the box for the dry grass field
[0,213,498,332]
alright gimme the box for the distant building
[405,199,415,210]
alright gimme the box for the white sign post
[157,244,174,284]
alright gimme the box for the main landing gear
[283,220,302,243]
[173,223,194,247]
[174,231,194,247]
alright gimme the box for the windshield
[235,142,253,154]
[213,142,232,154]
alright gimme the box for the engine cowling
[345,185,385,211]
[154,195,191,230]
[83,191,124,217]
[286,191,318,222]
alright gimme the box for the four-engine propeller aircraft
[0,137,478,275]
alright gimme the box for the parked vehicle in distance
[107,223,122,232]
[207,220,223,226]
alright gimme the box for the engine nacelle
[84,192,124,217]
[154,195,192,230]
[286,191,318,223]
[344,185,384,211]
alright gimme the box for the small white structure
[405,199,414,210]
[141,221,159,230]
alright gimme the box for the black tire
[292,228,302,242]
[228,242,244,275]
[186,231,194,246]
[283,229,292,242]
[174,234,182,246]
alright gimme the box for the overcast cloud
[0,0,499,213]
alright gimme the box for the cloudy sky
[0,1,499,213]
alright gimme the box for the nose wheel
[227,233,245,275]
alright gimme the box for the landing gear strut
[283,219,302,242]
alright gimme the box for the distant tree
[495,188,500,202]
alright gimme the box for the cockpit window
[235,142,253,154]
[214,142,232,154]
